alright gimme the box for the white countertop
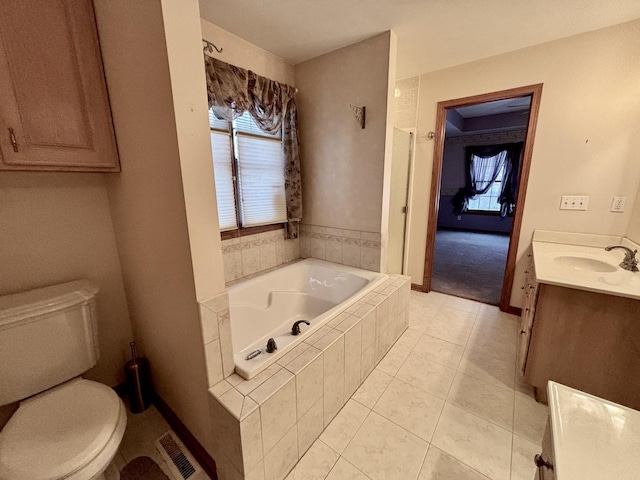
[548,382,640,480]
[532,231,640,300]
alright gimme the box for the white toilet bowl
[0,379,127,480]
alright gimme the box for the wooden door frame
[421,84,543,312]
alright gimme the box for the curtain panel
[204,56,302,238]
[452,142,523,217]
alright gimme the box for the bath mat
[120,456,170,480]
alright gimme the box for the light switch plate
[560,195,589,210]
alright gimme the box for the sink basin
[553,255,617,273]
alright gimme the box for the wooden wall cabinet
[0,0,119,172]
[521,274,640,410]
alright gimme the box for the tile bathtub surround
[208,276,411,480]
[395,75,420,130]
[222,228,300,283]
[299,224,382,272]
[286,291,548,480]
[200,291,234,386]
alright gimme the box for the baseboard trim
[411,283,427,292]
[153,393,218,480]
[506,306,522,316]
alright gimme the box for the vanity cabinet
[521,281,640,409]
[518,253,539,375]
[0,0,119,172]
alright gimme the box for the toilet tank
[0,280,100,407]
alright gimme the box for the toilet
[0,281,127,480]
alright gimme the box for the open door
[422,84,543,312]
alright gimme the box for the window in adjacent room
[209,110,287,233]
[467,154,505,213]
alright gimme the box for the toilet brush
[124,341,152,413]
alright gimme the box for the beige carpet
[120,456,170,480]
[432,229,510,305]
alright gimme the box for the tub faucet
[605,245,639,272]
[291,320,310,336]
[266,338,277,353]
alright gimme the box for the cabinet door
[518,258,539,374]
[0,0,119,171]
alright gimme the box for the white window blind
[208,109,286,230]
[236,134,286,227]
[210,132,238,230]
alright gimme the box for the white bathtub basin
[227,259,388,379]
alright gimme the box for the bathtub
[229,258,388,379]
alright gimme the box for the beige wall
[0,172,133,387]
[295,32,395,234]
[407,20,640,307]
[626,188,640,244]
[200,19,295,86]
[94,0,216,451]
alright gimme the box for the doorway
[423,84,542,311]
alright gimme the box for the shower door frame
[421,84,543,313]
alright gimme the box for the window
[209,110,287,232]
[467,154,504,213]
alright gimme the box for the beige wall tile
[259,377,297,453]
[323,336,345,388]
[199,304,220,345]
[264,426,298,480]
[360,345,375,380]
[294,354,324,420]
[242,246,261,276]
[342,243,361,267]
[297,397,324,457]
[360,246,381,271]
[344,322,363,399]
[217,308,234,378]
[325,239,342,263]
[297,397,324,458]
[260,242,277,270]
[240,408,264,472]
[205,340,224,387]
[323,378,344,427]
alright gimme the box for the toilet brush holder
[124,342,152,413]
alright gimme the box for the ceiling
[454,98,531,118]
[198,0,640,79]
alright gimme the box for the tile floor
[285,290,549,480]
[113,290,548,480]
[107,402,211,480]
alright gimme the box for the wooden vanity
[519,239,640,410]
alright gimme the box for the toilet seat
[0,378,127,480]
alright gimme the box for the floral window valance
[204,56,302,238]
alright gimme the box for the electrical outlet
[560,195,589,210]
[611,196,627,212]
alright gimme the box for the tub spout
[266,338,277,353]
[291,320,310,336]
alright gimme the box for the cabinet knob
[519,329,526,334]
[521,286,525,290]
[524,270,529,274]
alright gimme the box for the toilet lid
[0,378,123,480]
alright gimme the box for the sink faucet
[291,320,310,335]
[605,245,639,272]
